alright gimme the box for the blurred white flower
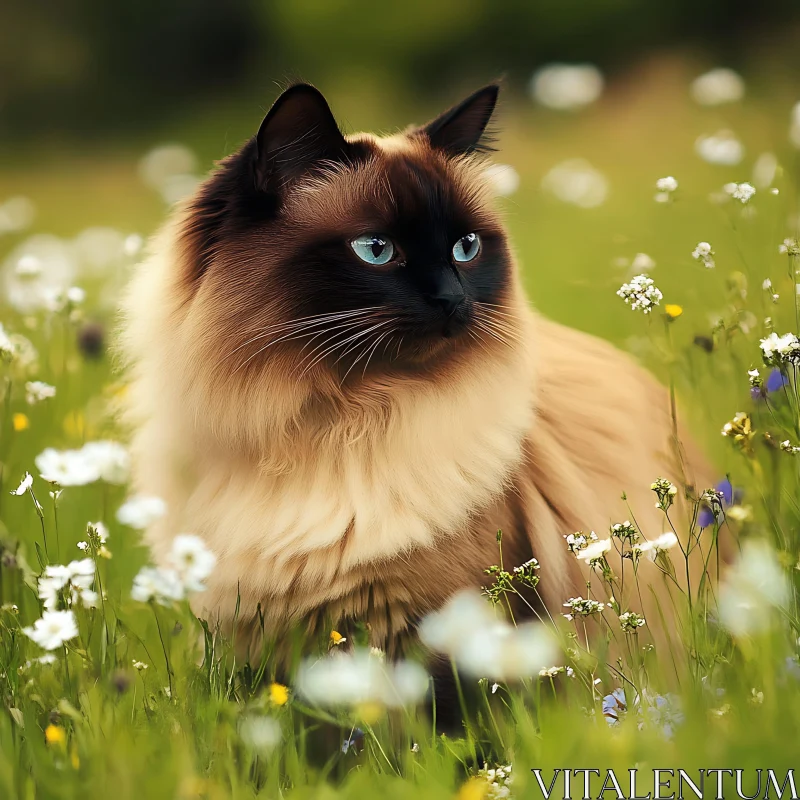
[719,540,790,635]
[239,715,281,754]
[752,152,778,189]
[22,609,79,650]
[116,495,167,528]
[25,380,55,405]
[542,159,608,208]
[15,254,42,278]
[484,164,520,197]
[695,131,744,165]
[35,447,100,486]
[81,441,130,484]
[10,472,32,496]
[530,64,604,110]
[789,102,800,149]
[123,233,144,258]
[168,534,217,592]
[72,227,126,276]
[38,558,97,611]
[635,532,679,561]
[656,176,678,193]
[296,650,429,708]
[690,68,745,106]
[131,566,185,604]
[631,253,656,272]
[2,234,77,313]
[0,196,36,235]
[419,591,557,682]
[616,274,663,314]
[139,144,201,204]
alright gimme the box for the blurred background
[2,0,800,460]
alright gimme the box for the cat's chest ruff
[199,374,535,580]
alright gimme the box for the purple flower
[602,689,627,725]
[754,368,790,400]
[698,478,740,529]
[341,728,364,754]
[767,368,789,393]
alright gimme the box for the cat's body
[121,83,711,659]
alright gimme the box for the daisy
[23,610,79,650]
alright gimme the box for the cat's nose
[431,289,466,316]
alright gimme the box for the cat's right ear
[253,84,349,193]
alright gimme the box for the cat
[120,82,714,665]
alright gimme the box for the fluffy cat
[120,83,712,661]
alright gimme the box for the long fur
[119,86,714,660]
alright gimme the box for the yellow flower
[70,744,80,769]
[665,304,683,320]
[269,682,289,706]
[62,410,85,439]
[12,413,29,431]
[457,777,489,800]
[355,701,383,725]
[329,630,346,646]
[44,724,66,746]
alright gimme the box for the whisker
[301,319,393,377]
[230,307,382,357]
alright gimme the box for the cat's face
[181,84,520,387]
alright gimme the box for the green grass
[2,57,800,797]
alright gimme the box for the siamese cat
[121,83,712,665]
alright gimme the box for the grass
[2,56,800,797]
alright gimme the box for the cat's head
[178,83,524,394]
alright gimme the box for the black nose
[432,290,466,316]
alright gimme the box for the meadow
[2,57,800,798]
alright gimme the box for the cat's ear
[253,84,349,191]
[421,84,499,157]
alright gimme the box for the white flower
[0,325,15,361]
[132,659,149,670]
[616,274,663,314]
[690,68,745,106]
[725,181,756,204]
[239,715,281,753]
[636,532,679,560]
[563,597,605,617]
[37,559,97,610]
[484,164,520,197]
[692,241,715,269]
[168,534,216,592]
[35,447,100,486]
[530,63,604,110]
[66,286,85,305]
[542,159,608,208]
[419,591,557,682]
[123,233,144,258]
[296,650,429,708]
[752,152,778,189]
[695,131,744,165]
[577,538,612,563]
[116,495,167,529]
[81,440,130,484]
[747,368,761,387]
[656,176,678,193]
[760,332,800,367]
[15,254,42,277]
[790,102,800,149]
[719,541,790,635]
[22,609,79,650]
[10,472,32,496]
[619,611,646,632]
[25,381,56,405]
[564,530,599,554]
[630,253,656,272]
[131,566,185,604]
[779,238,800,257]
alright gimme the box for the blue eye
[351,235,395,266]
[452,233,481,263]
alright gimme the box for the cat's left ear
[420,84,499,157]
[254,83,349,192]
